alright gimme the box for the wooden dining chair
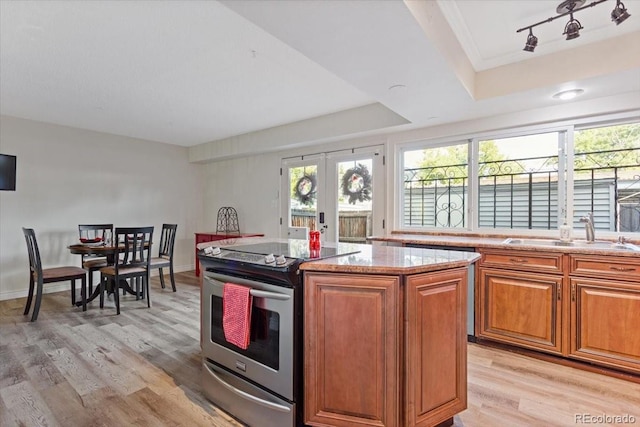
[149,224,177,292]
[99,226,153,315]
[22,227,87,322]
[78,224,113,294]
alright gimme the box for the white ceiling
[1,0,639,149]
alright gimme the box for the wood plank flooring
[1,272,638,427]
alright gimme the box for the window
[572,123,640,232]
[403,143,469,228]
[400,120,640,235]
[478,132,561,230]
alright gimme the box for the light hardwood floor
[1,272,638,427]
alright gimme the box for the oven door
[202,271,294,400]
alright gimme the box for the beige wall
[196,92,640,241]
[0,116,205,300]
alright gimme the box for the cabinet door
[304,273,400,427]
[570,278,640,374]
[479,268,563,354]
[405,268,467,427]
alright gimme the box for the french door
[280,146,385,244]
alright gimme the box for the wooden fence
[292,210,372,243]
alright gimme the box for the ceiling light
[552,89,585,100]
[611,0,631,24]
[523,29,538,52]
[563,13,583,40]
[516,0,631,52]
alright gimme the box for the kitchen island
[300,244,480,427]
[196,238,480,427]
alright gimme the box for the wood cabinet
[405,270,467,427]
[479,268,563,354]
[569,255,640,374]
[304,268,468,427]
[478,249,564,354]
[478,248,640,375]
[304,273,400,427]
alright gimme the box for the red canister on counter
[309,230,321,250]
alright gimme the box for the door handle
[204,277,290,301]
[249,289,291,301]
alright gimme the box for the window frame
[396,114,640,238]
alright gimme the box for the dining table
[68,242,147,306]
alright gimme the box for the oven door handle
[204,364,292,413]
[249,289,291,301]
[204,277,291,301]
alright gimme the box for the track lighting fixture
[517,0,631,52]
[611,0,631,24]
[523,28,538,52]
[564,12,583,39]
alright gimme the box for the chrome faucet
[579,212,595,242]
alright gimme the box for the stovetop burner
[198,239,361,287]
[227,240,360,261]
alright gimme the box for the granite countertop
[196,237,480,275]
[299,244,480,275]
[368,232,640,258]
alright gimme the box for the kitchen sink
[502,237,640,251]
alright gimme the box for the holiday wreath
[294,173,317,206]
[341,163,372,204]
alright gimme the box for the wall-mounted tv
[0,154,17,191]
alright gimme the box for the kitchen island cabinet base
[304,268,468,427]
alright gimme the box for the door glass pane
[289,165,317,232]
[337,158,372,243]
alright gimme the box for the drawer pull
[509,258,529,263]
[609,266,635,272]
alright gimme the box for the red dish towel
[222,283,253,350]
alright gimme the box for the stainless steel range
[198,240,359,427]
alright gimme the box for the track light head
[523,30,538,52]
[563,13,583,40]
[611,0,631,25]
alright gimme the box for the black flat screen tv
[0,154,17,191]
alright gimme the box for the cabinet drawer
[570,255,640,281]
[480,249,564,274]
